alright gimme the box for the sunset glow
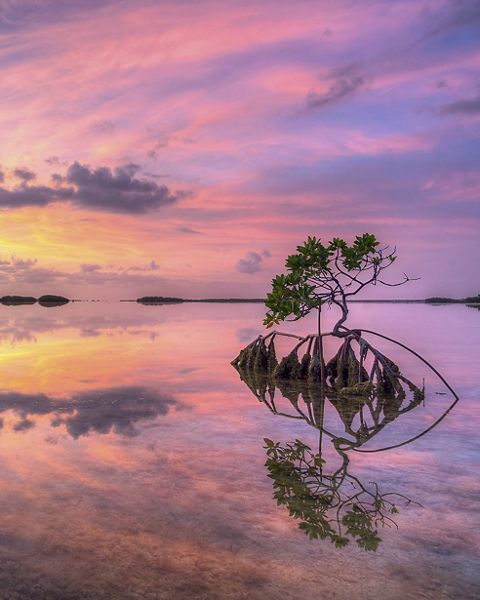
[0,0,478,299]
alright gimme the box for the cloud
[63,386,180,438]
[440,96,480,115]
[14,418,35,431]
[0,161,188,214]
[13,168,36,182]
[177,226,202,235]
[0,309,176,344]
[123,260,160,273]
[51,173,65,184]
[0,254,215,297]
[249,135,480,222]
[45,156,69,168]
[0,256,39,281]
[237,250,270,274]
[0,0,115,34]
[426,0,480,38]
[0,324,37,344]
[90,119,115,135]
[0,386,182,438]
[143,172,170,179]
[80,263,102,273]
[65,161,185,214]
[306,67,364,110]
[0,183,73,208]
[10,257,37,269]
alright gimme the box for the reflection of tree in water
[0,386,181,438]
[235,368,427,455]
[264,437,415,551]
[233,354,457,551]
[232,235,460,550]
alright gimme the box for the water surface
[0,302,478,599]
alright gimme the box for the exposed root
[232,328,423,407]
[325,337,370,390]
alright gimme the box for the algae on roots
[325,338,369,390]
[275,350,301,379]
[232,330,424,407]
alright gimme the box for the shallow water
[0,302,478,599]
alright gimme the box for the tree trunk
[318,303,325,388]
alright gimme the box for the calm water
[0,302,478,599]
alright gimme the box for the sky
[0,0,479,299]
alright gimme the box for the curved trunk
[332,297,349,337]
[318,304,325,388]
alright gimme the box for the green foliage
[263,438,409,551]
[264,233,396,328]
[341,508,381,551]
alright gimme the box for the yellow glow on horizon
[0,201,241,287]
[0,328,143,394]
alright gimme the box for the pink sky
[0,0,479,299]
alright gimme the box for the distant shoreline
[1,295,479,306]
[132,296,480,305]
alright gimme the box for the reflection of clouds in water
[13,418,35,431]
[0,311,170,344]
[0,391,57,417]
[0,386,182,438]
[63,387,180,438]
[80,327,102,337]
[0,325,37,344]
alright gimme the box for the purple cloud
[13,168,36,182]
[0,161,189,214]
[440,95,480,115]
[237,250,270,274]
[177,226,202,235]
[65,162,184,214]
[306,66,365,110]
[80,264,102,273]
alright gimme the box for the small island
[0,294,70,307]
[137,296,184,304]
[0,295,37,305]
[38,295,70,307]
[425,295,480,304]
